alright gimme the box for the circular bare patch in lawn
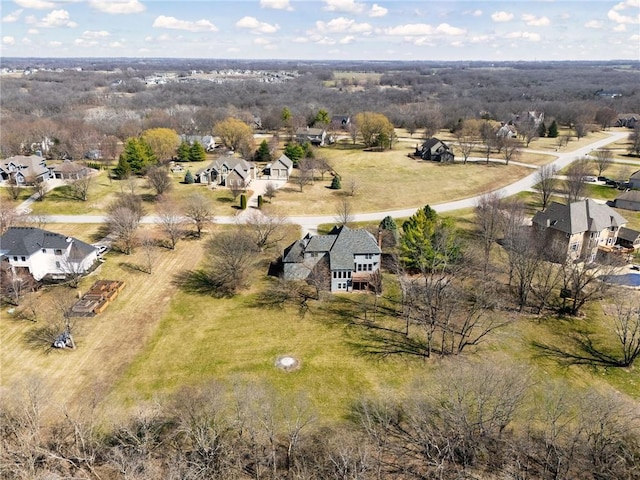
[275,355,300,372]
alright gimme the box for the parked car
[597,176,608,182]
[605,179,618,187]
[585,175,597,182]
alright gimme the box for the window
[55,261,60,268]
[365,253,373,259]
[42,248,46,253]
[21,256,26,261]
[367,264,372,271]
[332,271,337,279]
[357,264,362,271]
[54,249,62,255]
[13,256,17,261]
[570,242,580,252]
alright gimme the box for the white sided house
[0,227,98,281]
[282,225,381,293]
[0,155,51,185]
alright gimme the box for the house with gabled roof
[415,138,455,163]
[180,134,216,152]
[0,155,51,185]
[282,225,381,293]
[615,189,640,211]
[264,154,293,179]
[532,199,628,262]
[50,160,92,180]
[0,227,98,281]
[195,157,255,187]
[295,127,328,146]
[629,170,640,190]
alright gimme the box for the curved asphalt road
[34,131,632,235]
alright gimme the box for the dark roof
[0,227,94,257]
[618,226,640,243]
[532,200,627,235]
[421,138,442,150]
[616,190,640,203]
[329,226,380,270]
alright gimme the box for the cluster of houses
[0,155,93,185]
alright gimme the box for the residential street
[31,131,632,236]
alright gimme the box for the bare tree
[183,193,214,238]
[146,166,173,197]
[228,179,245,202]
[475,191,504,275]
[68,175,92,201]
[6,176,22,201]
[201,229,257,296]
[0,204,24,234]
[347,177,360,197]
[479,120,498,164]
[334,198,353,227]
[560,259,613,316]
[139,234,157,274]
[242,208,288,252]
[0,262,37,306]
[563,158,591,203]
[293,168,312,192]
[316,157,333,180]
[609,298,640,367]
[106,195,143,255]
[592,148,613,177]
[264,181,277,203]
[30,179,48,202]
[534,163,558,209]
[454,119,480,165]
[156,198,185,249]
[501,137,521,165]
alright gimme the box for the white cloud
[22,37,31,44]
[109,41,124,48]
[585,20,603,29]
[48,40,62,46]
[613,23,626,31]
[81,30,110,39]
[339,35,355,44]
[435,23,466,35]
[27,28,39,34]
[505,31,541,41]
[630,34,640,42]
[25,15,37,24]
[608,0,640,24]
[153,15,218,32]
[522,14,550,26]
[74,38,97,46]
[470,34,493,44]
[253,37,271,45]
[383,23,433,36]
[315,17,372,33]
[3,36,16,45]
[2,9,23,23]
[316,36,336,45]
[14,0,55,9]
[235,16,279,34]
[322,0,365,14]
[260,0,293,11]
[491,11,514,22]
[472,9,483,17]
[38,9,77,28]
[293,36,308,43]
[88,0,145,14]
[369,4,387,17]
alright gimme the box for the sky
[0,0,639,61]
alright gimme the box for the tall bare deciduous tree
[334,198,353,227]
[69,175,92,201]
[106,194,144,255]
[534,163,558,209]
[592,147,613,177]
[563,158,591,203]
[475,191,504,275]
[156,198,185,249]
[146,166,173,197]
[0,204,24,234]
[183,193,214,238]
[501,136,521,165]
[242,208,288,252]
[609,298,640,367]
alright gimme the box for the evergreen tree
[120,137,157,174]
[240,194,247,210]
[401,205,460,272]
[114,155,131,179]
[184,170,194,184]
[548,120,559,138]
[330,175,342,190]
[380,215,398,235]
[177,141,191,162]
[538,122,547,138]
[189,141,206,162]
[284,143,305,165]
[257,195,263,209]
[255,139,271,162]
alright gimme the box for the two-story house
[195,157,256,187]
[0,155,51,185]
[282,225,382,292]
[532,200,628,262]
[0,227,98,281]
[415,138,455,163]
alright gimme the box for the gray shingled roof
[532,200,627,234]
[616,189,640,203]
[276,154,293,169]
[0,227,94,257]
[328,226,381,270]
[618,226,640,243]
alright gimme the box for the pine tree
[283,143,305,165]
[184,170,194,184]
[240,194,247,210]
[330,175,342,190]
[177,141,191,162]
[538,122,547,138]
[114,155,131,179]
[120,137,157,174]
[257,195,263,209]
[189,141,206,162]
[255,139,271,162]
[548,120,559,138]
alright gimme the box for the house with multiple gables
[415,138,455,163]
[282,225,381,293]
[295,127,328,146]
[0,155,51,185]
[616,114,638,129]
[195,157,256,188]
[0,227,98,281]
[263,154,293,180]
[532,199,632,262]
[180,134,216,151]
